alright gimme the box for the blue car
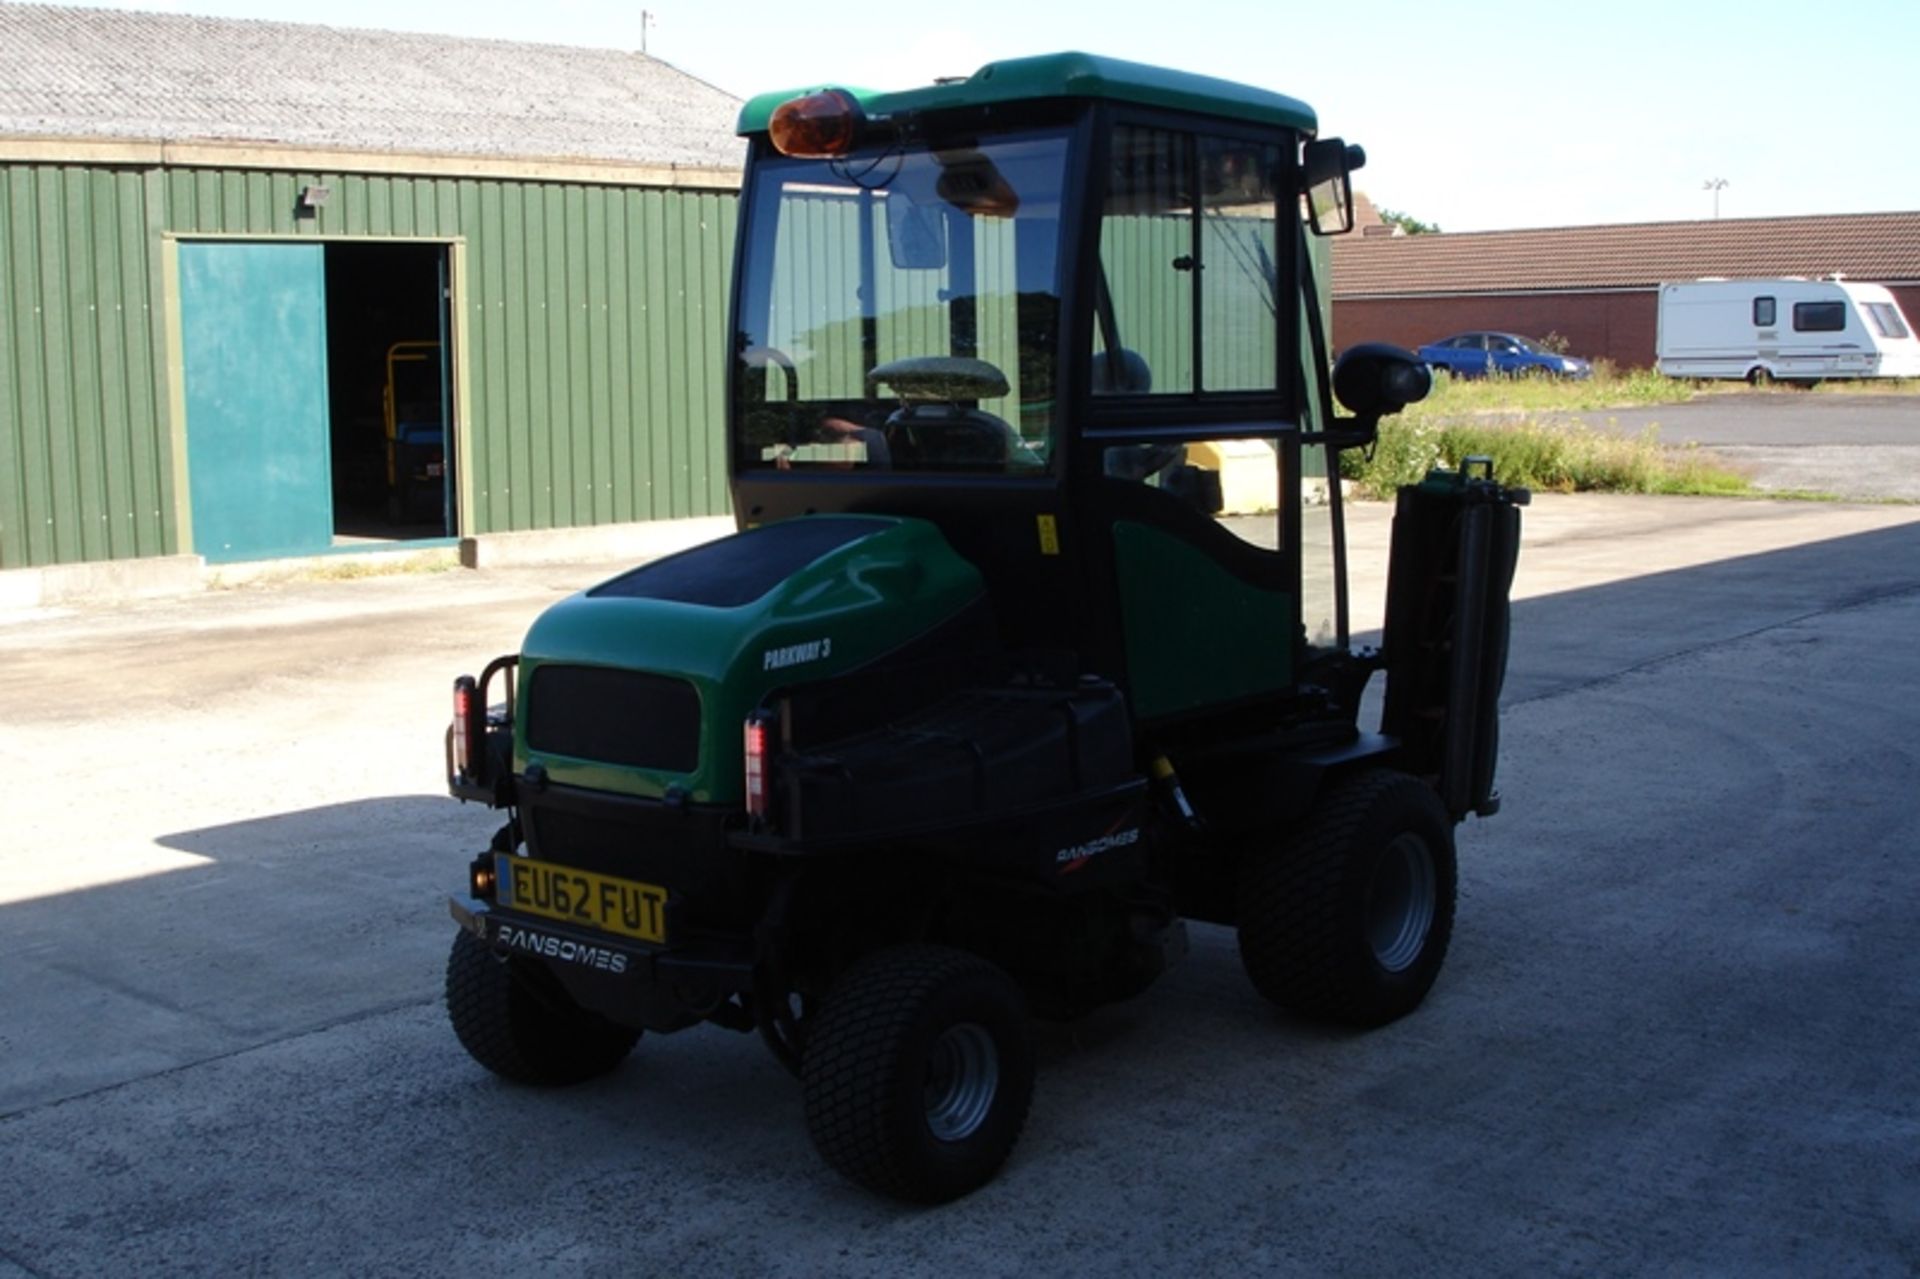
[1418,331,1592,379]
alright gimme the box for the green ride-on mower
[442,53,1526,1203]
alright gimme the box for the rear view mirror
[1302,138,1365,236]
[1334,342,1431,419]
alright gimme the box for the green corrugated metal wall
[1,160,738,570]
[1,165,173,568]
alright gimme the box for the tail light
[469,855,496,901]
[452,676,478,779]
[744,711,774,823]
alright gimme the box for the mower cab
[441,52,1524,1205]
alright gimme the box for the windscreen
[732,129,1071,476]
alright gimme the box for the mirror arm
[1299,412,1379,451]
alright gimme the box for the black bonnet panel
[589,517,892,609]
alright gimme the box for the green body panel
[515,516,986,803]
[1112,521,1292,720]
[738,52,1317,136]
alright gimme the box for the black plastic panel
[778,679,1135,847]
[588,516,890,608]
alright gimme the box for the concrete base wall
[459,516,734,569]
[0,555,206,611]
[0,516,737,613]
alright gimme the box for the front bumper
[449,896,754,1033]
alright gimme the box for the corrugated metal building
[0,4,745,573]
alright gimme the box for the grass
[1343,365,1748,498]
[1808,376,1920,395]
[301,555,458,581]
[1422,361,1695,412]
[206,549,459,591]
[1345,362,1919,496]
[1344,416,1756,498]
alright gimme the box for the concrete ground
[2,493,1919,1275]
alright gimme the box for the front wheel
[445,929,641,1085]
[802,946,1035,1203]
[1237,769,1458,1028]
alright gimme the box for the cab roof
[736,51,1317,138]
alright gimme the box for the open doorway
[325,243,454,541]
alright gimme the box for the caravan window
[1864,303,1911,340]
[1793,301,1846,333]
[1752,297,1776,327]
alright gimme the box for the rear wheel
[1746,365,1774,387]
[445,929,641,1085]
[1237,769,1457,1028]
[802,946,1035,1203]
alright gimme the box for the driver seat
[1091,347,1152,394]
[884,403,1017,469]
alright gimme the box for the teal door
[180,243,333,562]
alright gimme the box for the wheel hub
[1367,832,1437,973]
[924,1022,999,1142]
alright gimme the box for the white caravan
[1655,278,1920,382]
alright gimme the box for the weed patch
[1343,418,1753,498]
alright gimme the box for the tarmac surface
[3,489,1919,1275]
[1535,391,1920,500]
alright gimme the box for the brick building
[1331,211,1920,368]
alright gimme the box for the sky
[30,0,1920,233]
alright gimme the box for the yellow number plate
[495,854,667,945]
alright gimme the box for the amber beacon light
[768,89,866,157]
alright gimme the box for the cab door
[1072,120,1305,724]
[1088,445,1296,721]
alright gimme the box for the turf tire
[802,946,1034,1203]
[1237,769,1457,1028]
[445,929,640,1085]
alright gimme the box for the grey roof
[0,4,745,171]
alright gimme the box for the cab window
[1092,126,1285,399]
[732,129,1071,475]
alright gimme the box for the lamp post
[1703,178,1729,219]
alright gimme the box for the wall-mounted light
[296,184,332,217]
